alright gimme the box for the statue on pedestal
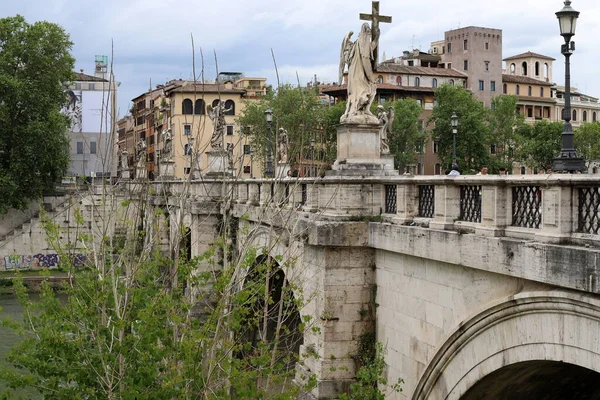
[377,105,395,155]
[339,23,379,125]
[278,128,289,164]
[208,101,233,150]
[161,129,173,161]
[135,139,146,161]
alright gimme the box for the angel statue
[208,101,233,151]
[278,128,289,164]
[338,23,379,125]
[161,128,173,161]
[377,105,395,155]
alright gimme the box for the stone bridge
[152,173,600,400]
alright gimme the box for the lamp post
[310,138,316,177]
[553,0,585,172]
[265,107,274,177]
[451,112,459,171]
[249,147,254,178]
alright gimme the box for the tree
[237,85,341,176]
[488,95,524,171]
[429,85,490,173]
[575,122,600,163]
[0,16,75,214]
[515,120,563,170]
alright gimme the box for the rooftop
[74,72,108,82]
[376,64,467,78]
[166,82,246,95]
[503,51,556,62]
[502,74,554,86]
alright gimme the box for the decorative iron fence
[578,187,600,234]
[460,185,482,223]
[301,184,307,206]
[385,185,397,214]
[511,186,542,229]
[418,185,435,218]
[257,183,262,203]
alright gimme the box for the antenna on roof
[411,35,416,49]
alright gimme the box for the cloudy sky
[3,0,599,116]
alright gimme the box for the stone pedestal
[204,150,233,178]
[328,123,398,177]
[135,164,146,180]
[158,160,175,180]
[276,162,291,179]
[121,169,131,180]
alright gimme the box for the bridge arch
[412,291,600,400]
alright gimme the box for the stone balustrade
[150,174,600,245]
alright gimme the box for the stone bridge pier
[155,172,600,400]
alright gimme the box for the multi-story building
[119,74,267,180]
[553,86,600,127]
[321,59,468,175]
[501,52,556,123]
[435,26,503,107]
[64,56,118,178]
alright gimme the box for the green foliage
[0,15,75,214]
[515,120,563,170]
[339,342,403,400]
[237,85,341,176]
[488,95,525,171]
[389,99,424,171]
[429,84,491,173]
[575,122,600,162]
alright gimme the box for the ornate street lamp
[249,147,254,179]
[265,106,274,177]
[553,0,585,172]
[451,112,459,171]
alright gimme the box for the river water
[0,294,43,399]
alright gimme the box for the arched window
[516,85,520,95]
[184,143,192,156]
[435,163,441,175]
[377,75,384,84]
[510,63,516,74]
[535,61,540,76]
[449,79,455,86]
[182,99,193,115]
[503,83,507,94]
[224,100,235,115]
[583,111,588,122]
[573,109,577,121]
[415,77,420,87]
[544,63,549,79]
[194,99,205,115]
[528,86,532,96]
[540,87,544,97]
[521,61,528,76]
[594,112,597,122]
[212,99,220,108]
[432,78,438,88]
[396,76,402,86]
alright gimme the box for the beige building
[434,26,503,107]
[118,75,267,180]
[553,86,600,128]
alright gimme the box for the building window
[194,99,205,115]
[432,78,437,88]
[184,143,192,156]
[182,99,193,114]
[226,125,234,135]
[510,63,516,74]
[478,80,484,91]
[447,42,452,53]
[490,81,496,92]
[573,109,577,121]
[224,99,235,115]
[75,83,82,90]
[485,61,489,71]
[594,112,597,122]
[583,111,588,122]
[540,87,544,97]
[88,83,95,90]
[528,86,532,96]
[447,62,452,69]
[528,107,533,118]
[463,60,468,71]
[76,141,84,154]
[183,124,191,136]
[90,142,97,154]
[433,141,439,154]
[485,42,489,50]
[408,61,414,66]
[516,85,520,95]
[521,61,528,76]
[544,63,549,79]
[490,144,496,154]
[535,62,540,76]
[415,77,420,87]
[435,163,441,175]
[463,39,468,50]
[503,83,507,94]
[449,79,454,86]
[184,167,191,175]
[377,75,383,84]
[243,144,251,155]
[243,165,251,174]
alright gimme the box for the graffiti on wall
[0,253,87,271]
